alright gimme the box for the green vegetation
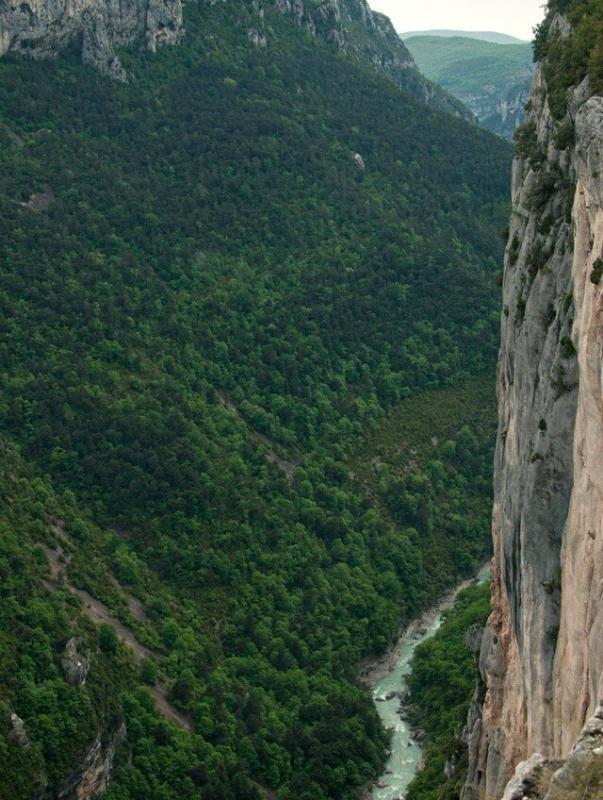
[591,257,603,283]
[0,442,134,800]
[404,35,533,138]
[0,1,509,797]
[405,583,491,800]
[351,378,497,609]
[401,31,527,45]
[534,0,603,118]
[405,36,532,91]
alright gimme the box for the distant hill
[404,34,534,139]
[401,30,527,45]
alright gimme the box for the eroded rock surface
[461,12,603,800]
[271,0,470,117]
[8,712,31,750]
[57,722,126,800]
[497,706,603,800]
[0,0,183,79]
[0,0,470,117]
[61,637,91,686]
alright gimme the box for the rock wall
[499,705,603,800]
[494,83,531,140]
[462,14,603,800]
[57,722,127,800]
[272,0,412,68]
[469,80,531,140]
[0,0,183,79]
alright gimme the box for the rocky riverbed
[362,567,490,800]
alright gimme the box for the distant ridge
[400,30,528,45]
[403,32,533,139]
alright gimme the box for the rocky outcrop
[22,187,55,212]
[273,0,411,67]
[353,152,366,173]
[498,705,603,800]
[8,712,31,750]
[0,0,183,79]
[462,11,603,800]
[61,637,91,686]
[57,721,126,800]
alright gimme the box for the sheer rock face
[57,722,127,800]
[462,16,603,800]
[273,0,411,65]
[0,0,183,79]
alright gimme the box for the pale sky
[370,0,545,41]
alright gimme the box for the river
[364,567,490,800]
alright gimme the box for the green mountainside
[404,34,534,139]
[400,31,527,45]
[0,1,510,798]
[533,0,603,117]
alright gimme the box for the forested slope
[0,2,510,798]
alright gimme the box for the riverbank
[360,564,491,800]
[360,564,491,687]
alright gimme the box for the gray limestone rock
[22,188,55,212]
[0,0,183,79]
[247,27,266,47]
[465,624,484,657]
[353,152,366,172]
[61,637,90,687]
[269,0,471,119]
[462,11,603,800]
[56,721,127,800]
[8,712,31,750]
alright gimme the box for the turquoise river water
[368,568,490,800]
[369,612,444,800]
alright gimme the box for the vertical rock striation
[462,9,603,800]
[57,722,127,800]
[0,0,183,79]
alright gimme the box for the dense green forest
[406,583,491,800]
[404,35,531,87]
[0,1,510,797]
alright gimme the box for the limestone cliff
[477,81,531,141]
[0,0,183,79]
[57,722,127,800]
[462,8,603,800]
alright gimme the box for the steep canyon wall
[463,12,603,800]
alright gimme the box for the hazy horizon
[369,0,545,41]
